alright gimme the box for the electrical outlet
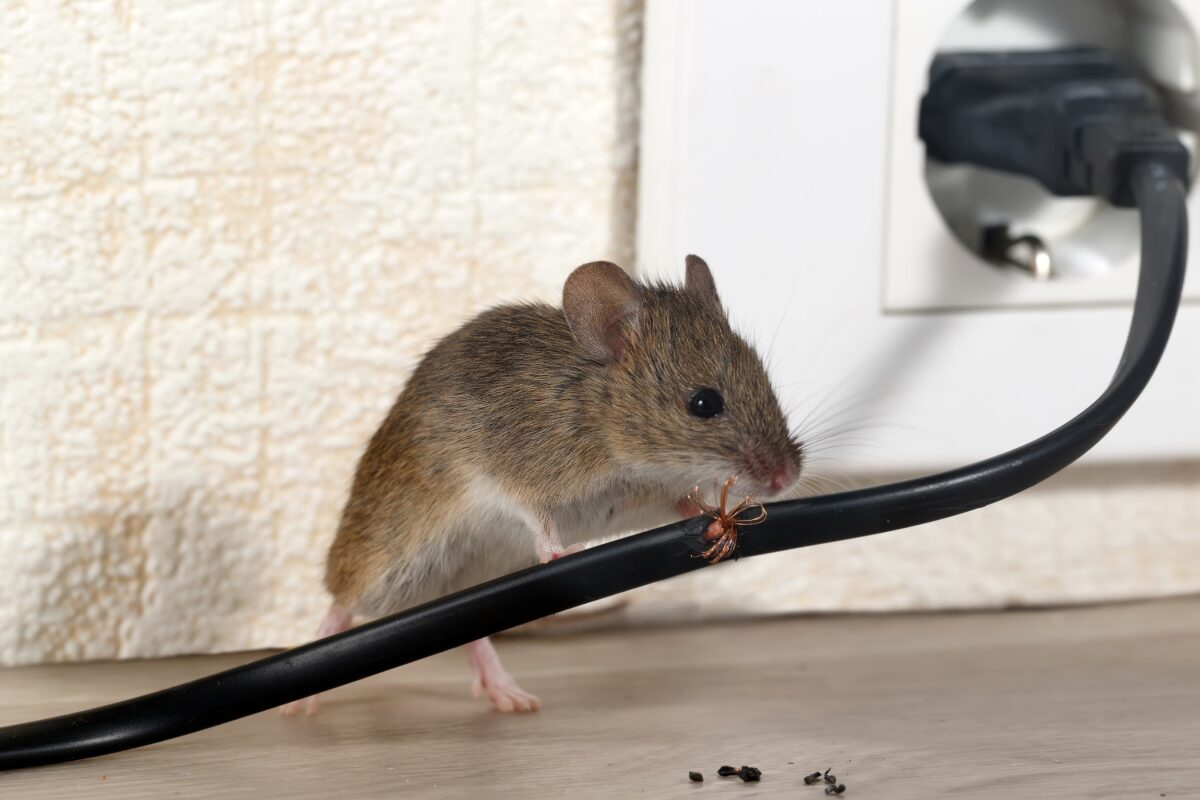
[886,0,1200,312]
[638,0,1200,472]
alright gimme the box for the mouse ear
[684,254,720,301]
[563,261,643,362]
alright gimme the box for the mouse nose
[744,450,798,495]
[765,464,796,494]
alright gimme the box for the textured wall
[2,1,1197,667]
[0,0,642,664]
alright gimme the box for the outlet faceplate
[638,0,1200,472]
[886,0,1200,312]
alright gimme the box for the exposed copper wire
[687,476,767,564]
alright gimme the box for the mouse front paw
[676,497,705,518]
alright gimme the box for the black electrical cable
[0,159,1186,771]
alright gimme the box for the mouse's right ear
[562,261,643,363]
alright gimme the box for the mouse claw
[466,638,541,713]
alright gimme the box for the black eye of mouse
[687,388,724,418]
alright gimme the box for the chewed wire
[687,476,768,563]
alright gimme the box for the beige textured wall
[2,1,1197,667]
[0,0,642,664]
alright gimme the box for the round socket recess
[925,0,1200,283]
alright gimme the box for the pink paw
[472,674,541,713]
[279,695,320,716]
[547,543,584,561]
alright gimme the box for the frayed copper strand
[687,476,767,564]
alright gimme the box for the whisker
[763,282,798,372]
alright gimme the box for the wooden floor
[2,598,1200,799]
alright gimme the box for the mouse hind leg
[465,637,540,713]
[446,504,550,713]
[279,603,354,716]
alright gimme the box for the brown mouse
[280,256,802,715]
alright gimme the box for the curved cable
[0,162,1187,770]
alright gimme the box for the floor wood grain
[2,597,1199,799]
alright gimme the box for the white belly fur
[354,472,682,618]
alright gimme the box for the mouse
[280,255,803,715]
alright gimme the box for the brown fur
[324,257,801,617]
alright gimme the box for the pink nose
[743,449,798,494]
[766,467,794,493]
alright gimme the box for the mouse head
[562,256,802,499]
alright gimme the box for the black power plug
[920,48,1190,207]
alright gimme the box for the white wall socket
[887,0,1200,312]
[638,0,1200,473]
